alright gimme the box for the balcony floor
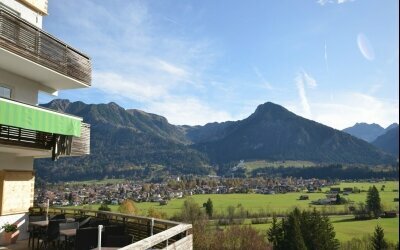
[0,239,29,250]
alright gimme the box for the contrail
[324,41,329,73]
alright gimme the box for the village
[34,176,388,208]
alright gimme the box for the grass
[237,215,399,244]
[243,160,316,176]
[65,181,399,243]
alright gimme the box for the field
[243,160,316,175]
[68,181,399,243]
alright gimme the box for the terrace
[3,207,192,250]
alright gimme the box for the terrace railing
[0,8,91,85]
[38,207,193,249]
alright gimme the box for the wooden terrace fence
[35,207,193,249]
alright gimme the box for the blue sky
[40,0,399,129]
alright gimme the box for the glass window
[0,86,12,98]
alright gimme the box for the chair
[38,220,61,249]
[58,222,79,249]
[104,235,133,247]
[28,215,46,248]
[50,214,66,220]
[75,227,99,250]
[102,225,126,245]
[88,218,109,227]
[78,217,91,228]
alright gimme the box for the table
[60,229,77,250]
[29,218,75,227]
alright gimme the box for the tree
[147,207,167,219]
[118,199,139,215]
[366,186,382,218]
[267,214,283,250]
[203,198,213,218]
[282,208,307,250]
[98,204,111,211]
[371,225,388,250]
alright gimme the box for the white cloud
[146,97,234,125]
[253,67,273,90]
[286,92,399,129]
[294,70,317,118]
[324,41,329,72]
[317,0,354,5]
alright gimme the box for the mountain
[193,102,395,165]
[34,100,396,182]
[372,126,399,157]
[385,123,399,132]
[35,100,210,181]
[342,123,385,142]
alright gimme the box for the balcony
[0,97,90,158]
[25,207,193,250]
[0,9,91,90]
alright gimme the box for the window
[0,86,12,98]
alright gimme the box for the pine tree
[267,214,283,249]
[204,198,213,218]
[282,208,307,250]
[371,225,388,250]
[366,186,382,218]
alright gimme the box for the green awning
[0,98,81,137]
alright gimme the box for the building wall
[0,154,34,171]
[0,0,43,28]
[0,212,29,244]
[0,68,40,105]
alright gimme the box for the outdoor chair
[50,214,66,220]
[78,217,91,228]
[28,215,46,248]
[88,218,109,227]
[75,227,99,250]
[37,220,62,249]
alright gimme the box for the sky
[39,0,399,129]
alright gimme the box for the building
[0,0,91,244]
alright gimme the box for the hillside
[34,100,396,181]
[193,102,395,165]
[372,126,399,157]
[342,123,385,142]
[34,100,210,181]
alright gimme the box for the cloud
[145,97,234,125]
[253,67,273,90]
[317,0,354,5]
[286,92,399,129]
[357,33,375,61]
[324,41,329,72]
[295,70,317,118]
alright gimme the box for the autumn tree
[118,199,139,215]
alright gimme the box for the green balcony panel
[0,98,81,137]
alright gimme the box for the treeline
[250,164,399,179]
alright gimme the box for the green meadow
[67,181,399,243]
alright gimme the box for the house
[330,187,341,193]
[299,195,309,200]
[0,0,91,244]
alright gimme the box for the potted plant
[1,222,19,245]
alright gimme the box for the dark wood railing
[32,207,192,249]
[0,9,91,85]
[0,123,90,156]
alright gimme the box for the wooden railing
[39,207,193,249]
[0,9,91,85]
[0,123,90,156]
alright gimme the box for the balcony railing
[33,207,193,250]
[0,9,91,86]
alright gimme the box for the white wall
[0,0,43,28]
[0,68,40,105]
[0,153,34,171]
[0,213,29,244]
